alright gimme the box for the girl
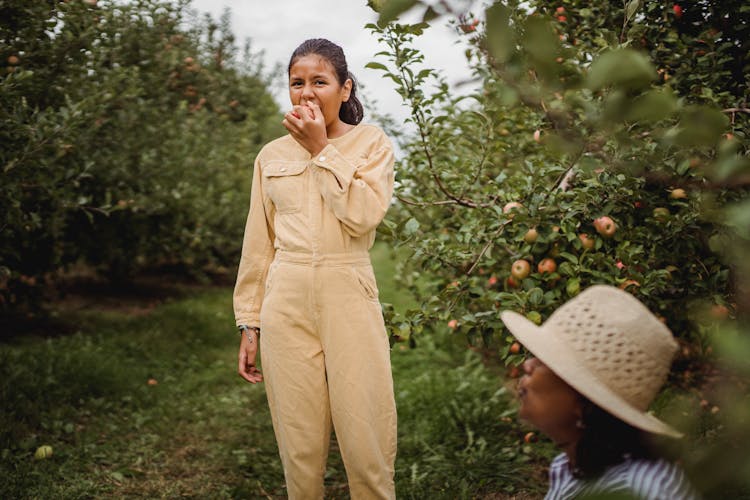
[233,39,397,500]
[501,285,699,499]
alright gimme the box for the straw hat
[500,285,682,438]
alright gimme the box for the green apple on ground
[34,445,53,460]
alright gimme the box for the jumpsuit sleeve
[309,132,395,238]
[233,154,276,329]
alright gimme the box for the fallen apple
[34,445,53,460]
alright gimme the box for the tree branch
[466,220,512,275]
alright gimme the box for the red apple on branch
[670,188,687,199]
[578,233,595,250]
[538,258,557,274]
[511,259,531,280]
[593,216,616,238]
[503,201,524,218]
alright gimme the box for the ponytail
[340,71,364,125]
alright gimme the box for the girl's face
[288,55,352,129]
[518,357,583,445]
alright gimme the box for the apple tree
[369,0,748,493]
[1,0,283,311]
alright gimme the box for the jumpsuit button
[280,167,287,172]
[318,156,326,162]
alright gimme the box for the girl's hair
[573,398,680,478]
[288,38,364,125]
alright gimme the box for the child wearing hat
[501,285,700,499]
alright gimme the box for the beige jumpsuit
[233,123,397,499]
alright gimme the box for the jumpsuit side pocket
[350,265,380,302]
[265,260,280,295]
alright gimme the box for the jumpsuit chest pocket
[262,161,308,214]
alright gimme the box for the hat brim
[501,310,682,439]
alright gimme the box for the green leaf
[485,3,514,63]
[625,88,678,123]
[404,217,420,236]
[724,200,750,240]
[522,17,560,70]
[666,105,729,147]
[378,0,418,24]
[625,0,641,22]
[365,62,389,71]
[422,5,439,23]
[712,155,750,183]
[586,49,656,91]
[528,287,544,305]
[559,252,578,264]
[566,278,581,297]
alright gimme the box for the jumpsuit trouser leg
[260,253,397,500]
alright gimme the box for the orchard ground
[1,243,553,499]
[2,244,748,498]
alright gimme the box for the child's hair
[573,397,679,478]
[288,39,364,125]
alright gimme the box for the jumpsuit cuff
[236,318,260,330]
[311,144,356,190]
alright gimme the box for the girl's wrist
[238,325,260,343]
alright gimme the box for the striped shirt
[545,453,700,499]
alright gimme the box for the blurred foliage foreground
[0,0,284,312]
[369,0,749,496]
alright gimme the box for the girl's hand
[282,101,328,156]
[238,329,263,384]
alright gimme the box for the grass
[1,244,551,499]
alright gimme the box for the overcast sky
[188,0,480,131]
